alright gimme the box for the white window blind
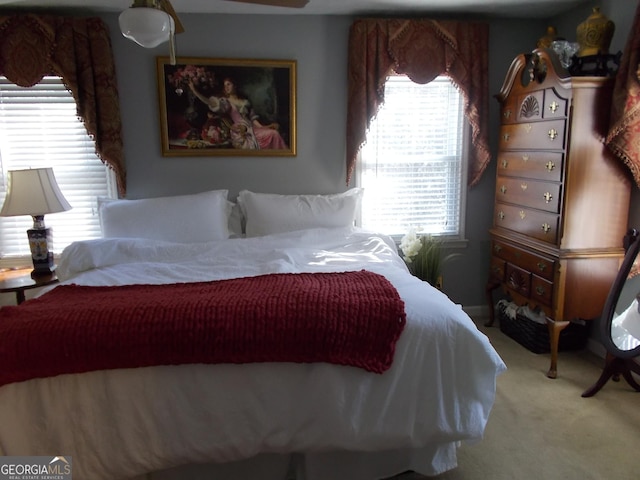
[358,75,467,238]
[0,76,116,260]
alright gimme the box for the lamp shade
[119,7,175,48]
[0,168,71,217]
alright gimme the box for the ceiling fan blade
[223,0,309,8]
[158,0,185,34]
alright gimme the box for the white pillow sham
[99,190,230,243]
[237,188,363,237]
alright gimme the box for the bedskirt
[141,444,459,480]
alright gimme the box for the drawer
[491,240,556,281]
[531,275,553,306]
[495,176,561,213]
[494,203,559,244]
[543,88,569,119]
[516,90,543,122]
[502,87,567,124]
[497,151,563,182]
[499,119,566,150]
[490,256,505,282]
[505,263,531,298]
[501,100,518,125]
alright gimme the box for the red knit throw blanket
[0,270,406,387]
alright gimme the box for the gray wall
[100,2,636,308]
[108,14,352,199]
[553,0,639,226]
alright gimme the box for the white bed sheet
[0,227,506,480]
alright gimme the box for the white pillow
[99,190,230,243]
[238,188,363,237]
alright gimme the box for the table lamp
[0,168,72,277]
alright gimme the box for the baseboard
[587,338,606,359]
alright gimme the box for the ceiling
[0,0,592,18]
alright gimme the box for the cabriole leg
[546,318,570,379]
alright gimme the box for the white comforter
[0,227,505,480]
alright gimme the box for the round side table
[0,267,59,305]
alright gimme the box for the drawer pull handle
[542,223,551,233]
[543,192,553,203]
[503,133,510,142]
[548,128,558,140]
[545,161,555,171]
[498,211,505,220]
[521,183,528,191]
[548,101,559,113]
[494,245,503,253]
[536,286,546,296]
[502,159,508,168]
[522,154,529,162]
[537,262,546,271]
[519,210,526,219]
[504,109,512,119]
[500,185,507,194]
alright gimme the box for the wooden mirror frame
[582,228,640,397]
[600,229,640,359]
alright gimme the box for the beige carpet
[394,318,640,480]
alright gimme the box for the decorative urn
[537,26,560,49]
[576,6,615,57]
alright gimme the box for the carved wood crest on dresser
[486,49,631,379]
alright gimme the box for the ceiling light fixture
[118,0,180,64]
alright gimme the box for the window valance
[606,3,640,188]
[346,18,491,187]
[0,14,126,195]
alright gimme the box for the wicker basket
[497,301,591,354]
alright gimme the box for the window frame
[355,74,470,244]
[0,76,117,268]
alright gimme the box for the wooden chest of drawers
[487,49,631,378]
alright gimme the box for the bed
[0,189,506,480]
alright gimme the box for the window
[357,75,468,239]
[0,76,116,263]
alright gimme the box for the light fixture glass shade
[119,7,175,48]
[0,168,71,218]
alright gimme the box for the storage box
[497,301,591,354]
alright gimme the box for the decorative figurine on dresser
[486,48,631,379]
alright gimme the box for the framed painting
[156,57,296,156]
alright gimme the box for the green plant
[399,229,458,287]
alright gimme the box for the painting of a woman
[189,77,288,150]
[157,57,296,156]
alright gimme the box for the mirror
[582,229,640,397]
[610,279,640,351]
[601,229,640,357]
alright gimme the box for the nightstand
[0,267,58,305]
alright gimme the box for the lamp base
[27,226,56,278]
[31,267,56,279]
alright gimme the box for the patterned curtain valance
[606,3,640,188]
[0,14,126,195]
[346,18,491,187]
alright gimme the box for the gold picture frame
[156,57,296,156]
